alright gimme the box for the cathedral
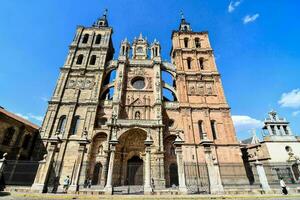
[31,11,249,194]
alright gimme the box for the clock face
[131,77,145,89]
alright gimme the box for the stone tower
[169,14,248,193]
[31,10,114,192]
[32,12,249,195]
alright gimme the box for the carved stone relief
[67,77,95,90]
[187,81,215,96]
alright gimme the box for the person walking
[280,177,288,195]
[63,176,70,193]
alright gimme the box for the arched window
[95,34,102,44]
[195,38,201,48]
[2,127,15,146]
[82,34,89,44]
[199,58,204,70]
[198,120,204,139]
[76,54,84,65]
[187,57,192,69]
[184,38,189,48]
[70,115,80,135]
[211,120,217,140]
[22,134,31,149]
[89,55,97,65]
[57,115,66,134]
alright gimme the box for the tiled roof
[0,107,40,130]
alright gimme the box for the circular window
[131,77,145,89]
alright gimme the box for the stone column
[267,125,273,135]
[144,133,153,194]
[274,126,281,135]
[104,144,116,195]
[68,140,88,192]
[255,160,271,192]
[0,153,7,178]
[203,145,224,194]
[100,153,108,187]
[280,126,286,135]
[173,132,188,194]
[31,141,58,193]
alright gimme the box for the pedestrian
[280,177,288,195]
[63,176,70,193]
[88,178,92,188]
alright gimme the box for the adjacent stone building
[242,110,300,188]
[31,11,249,194]
[0,106,40,160]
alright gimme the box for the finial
[103,9,108,18]
[180,10,185,20]
[139,33,143,39]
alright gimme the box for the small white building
[242,110,300,186]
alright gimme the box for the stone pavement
[1,192,300,200]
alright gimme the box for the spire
[93,9,109,27]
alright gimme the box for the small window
[168,119,174,127]
[97,118,107,127]
[187,57,192,69]
[184,38,189,48]
[199,58,204,70]
[82,34,89,44]
[198,120,204,139]
[57,115,66,134]
[211,120,217,140]
[76,54,84,65]
[90,55,97,65]
[95,34,102,44]
[285,146,292,153]
[195,38,201,48]
[70,116,80,135]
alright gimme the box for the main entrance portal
[114,128,147,186]
[127,156,143,185]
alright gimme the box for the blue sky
[0,0,299,140]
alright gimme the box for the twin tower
[32,11,248,194]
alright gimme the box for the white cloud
[15,112,43,122]
[28,113,43,122]
[243,13,260,24]
[292,110,300,117]
[16,113,29,120]
[228,0,242,13]
[232,115,264,132]
[278,89,300,108]
[40,96,48,102]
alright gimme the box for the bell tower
[170,14,247,192]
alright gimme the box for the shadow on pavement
[0,191,11,197]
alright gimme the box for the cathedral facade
[31,12,248,194]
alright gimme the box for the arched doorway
[127,156,143,185]
[88,133,107,186]
[169,163,179,187]
[92,162,102,185]
[114,128,147,186]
